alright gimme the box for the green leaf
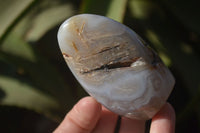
[2,0,75,42]
[0,31,76,116]
[0,76,60,117]
[145,30,171,66]
[81,0,127,22]
[81,0,111,15]
[0,0,34,36]
[1,30,36,62]
[0,0,38,44]
[24,4,74,41]
[106,0,128,22]
[129,0,160,20]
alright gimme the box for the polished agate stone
[57,14,175,120]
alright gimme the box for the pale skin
[54,96,175,133]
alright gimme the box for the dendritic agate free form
[57,14,175,120]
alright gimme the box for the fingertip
[92,106,118,133]
[54,96,102,133]
[153,103,176,122]
[75,96,102,116]
[150,103,176,133]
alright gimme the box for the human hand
[54,96,175,133]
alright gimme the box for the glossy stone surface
[57,14,175,120]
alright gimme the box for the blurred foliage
[0,0,200,132]
[0,105,58,133]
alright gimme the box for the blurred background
[0,0,200,132]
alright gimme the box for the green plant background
[0,0,200,132]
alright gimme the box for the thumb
[54,96,102,133]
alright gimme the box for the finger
[92,106,118,133]
[54,96,102,133]
[150,103,176,133]
[119,117,146,133]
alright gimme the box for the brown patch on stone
[62,53,70,57]
[72,41,78,52]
